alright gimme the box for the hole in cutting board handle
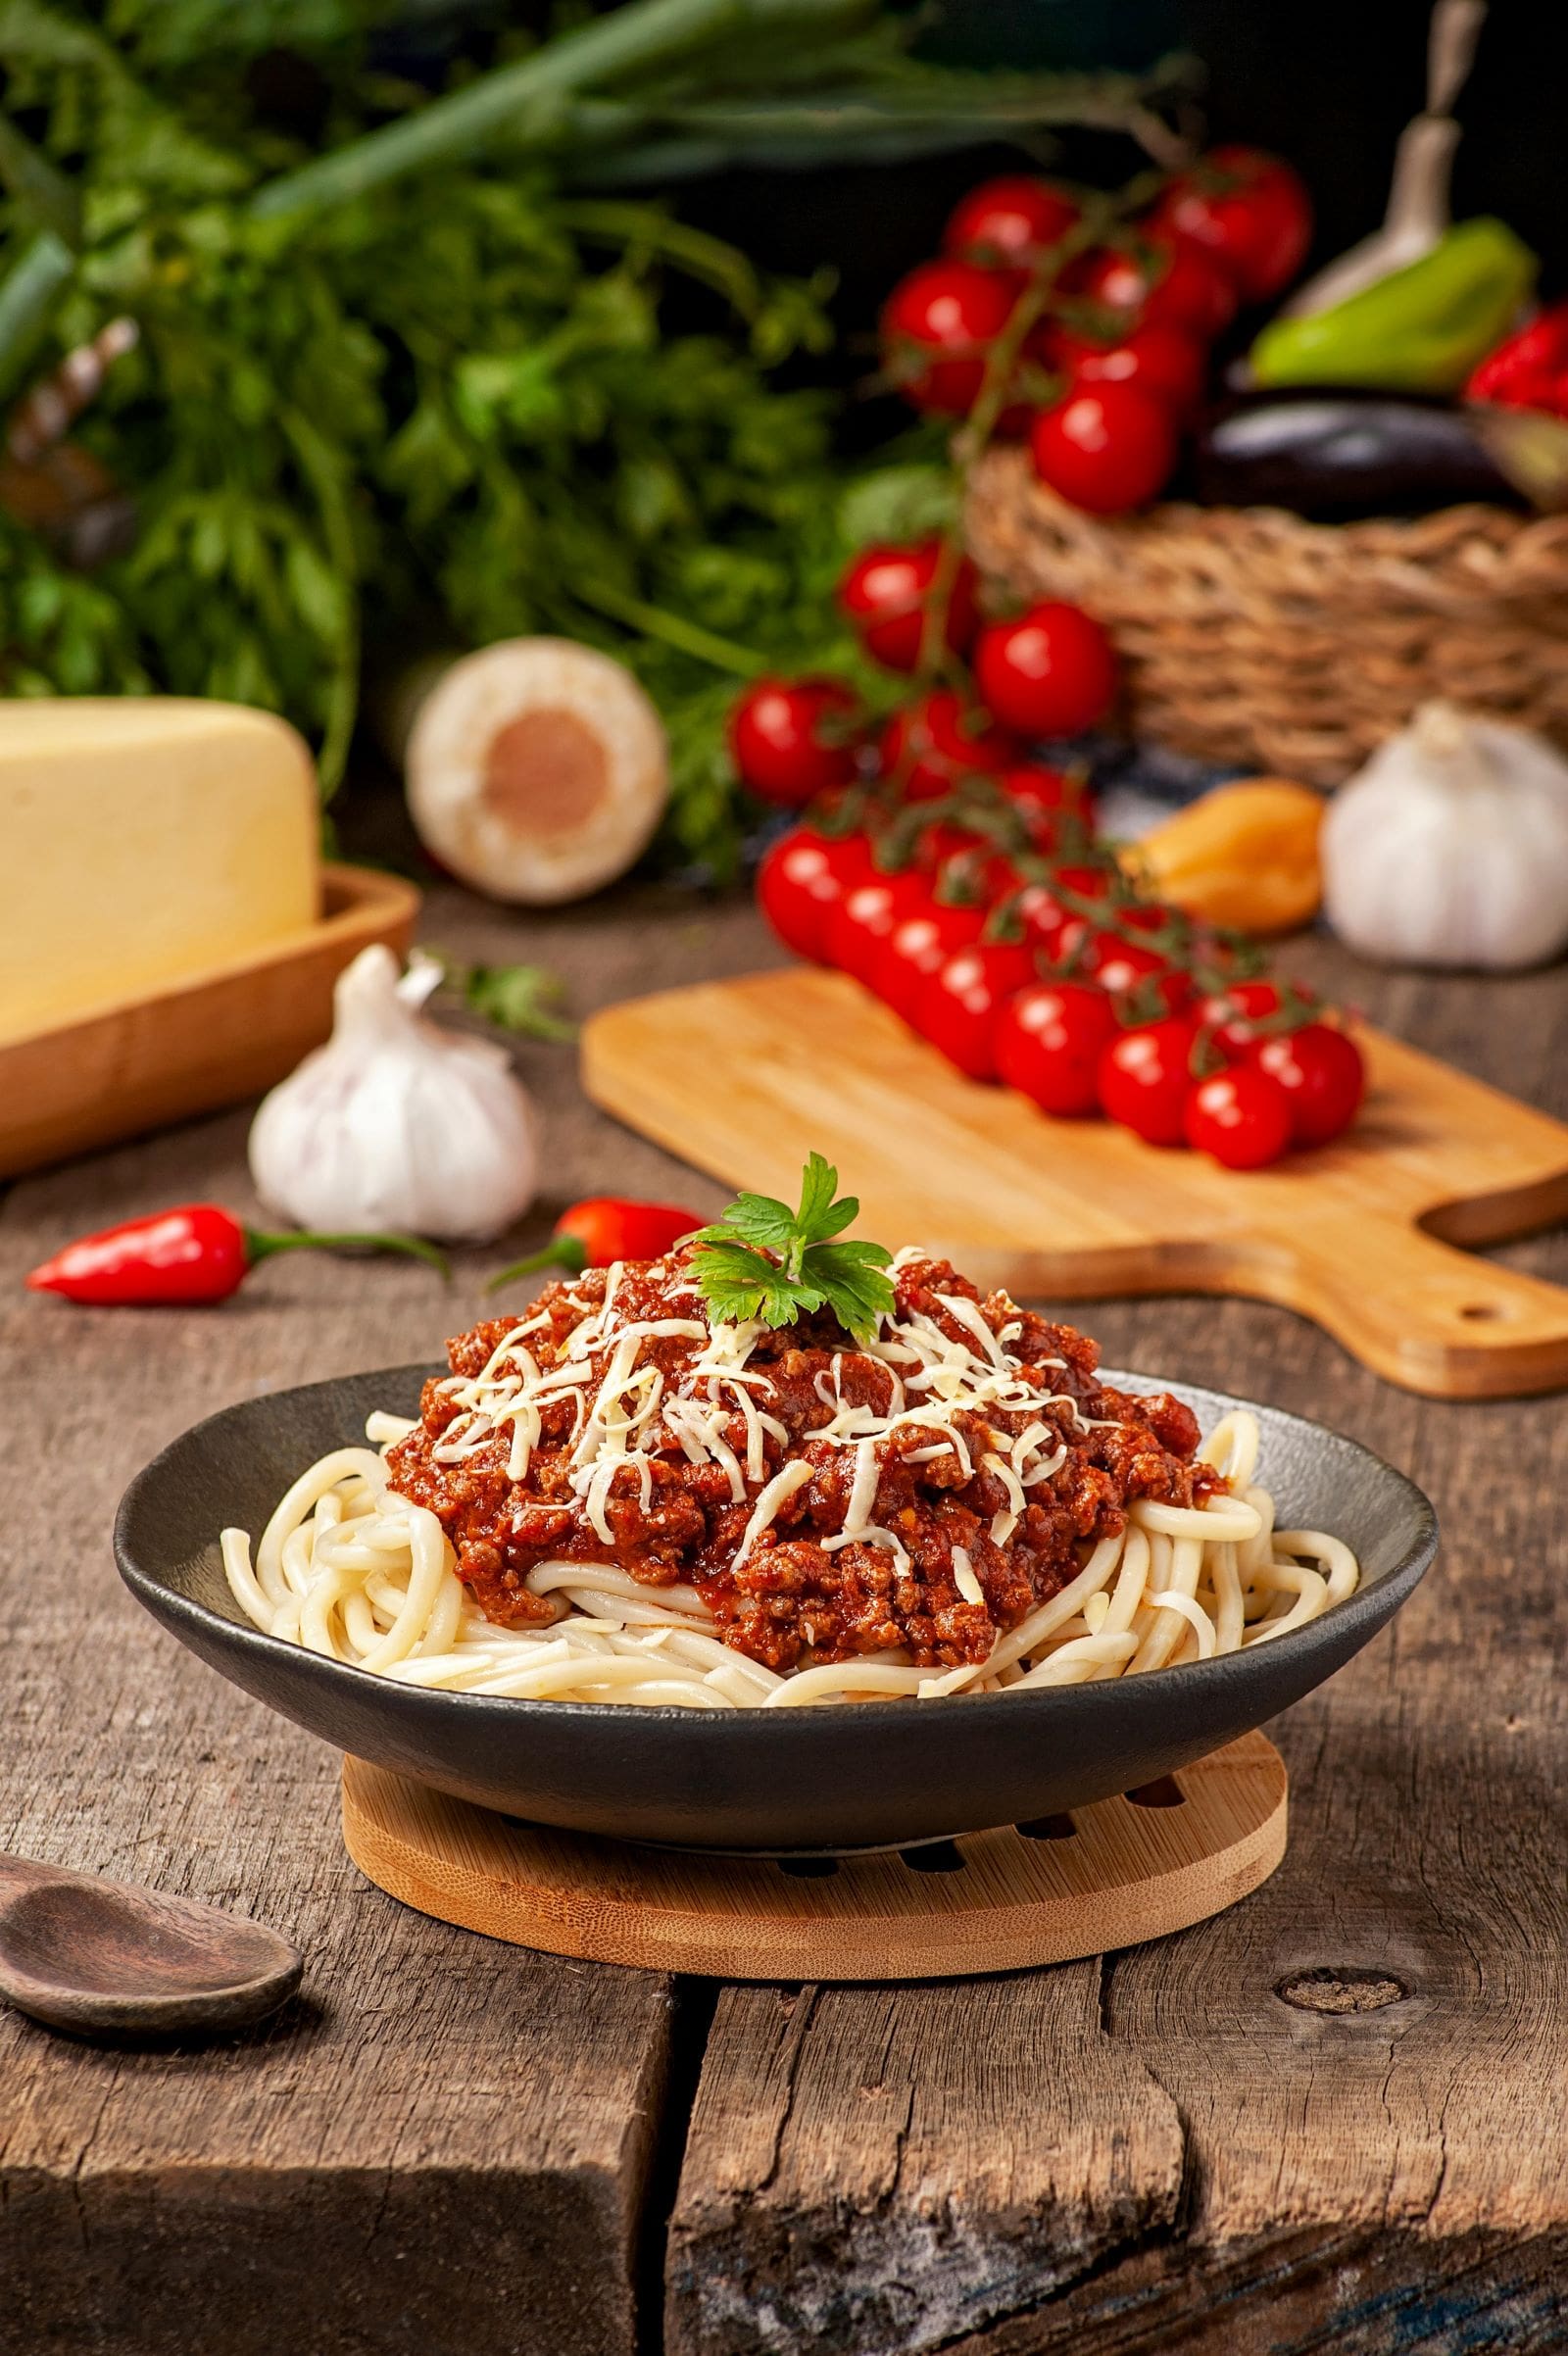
[1458,1301,1506,1321]
[1016,1813,1078,1841]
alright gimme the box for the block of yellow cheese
[0,698,318,1043]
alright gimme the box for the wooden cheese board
[0,861,418,1177]
[583,965,1568,1401]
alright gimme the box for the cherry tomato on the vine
[1098,1017,1198,1147]
[1246,1023,1365,1149]
[880,259,1019,417]
[1083,923,1193,1014]
[972,602,1118,739]
[729,677,861,807]
[1197,979,1288,1060]
[1019,861,1114,965]
[1151,146,1312,303]
[881,688,1018,801]
[1049,320,1207,419]
[995,764,1095,852]
[1072,238,1238,339]
[871,898,987,1022]
[1030,383,1177,515]
[1184,1067,1294,1169]
[823,867,931,989]
[837,539,980,673]
[943,175,1079,267]
[996,980,1117,1116]
[913,941,1037,1081]
[756,827,872,962]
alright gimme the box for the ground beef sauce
[386,1248,1219,1676]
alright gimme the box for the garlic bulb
[249,946,538,1242]
[1321,701,1568,971]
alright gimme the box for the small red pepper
[25,1204,448,1307]
[1467,300,1568,418]
[486,1198,701,1294]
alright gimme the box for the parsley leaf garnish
[689,1153,895,1342]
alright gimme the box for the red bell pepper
[487,1198,701,1293]
[26,1204,447,1306]
[1467,300,1568,418]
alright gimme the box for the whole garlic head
[249,945,538,1243]
[1322,700,1568,971]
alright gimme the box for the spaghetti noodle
[220,1245,1359,1707]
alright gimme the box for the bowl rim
[114,1360,1439,1731]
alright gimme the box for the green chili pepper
[1250,219,1539,397]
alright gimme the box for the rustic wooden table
[4,879,1566,2356]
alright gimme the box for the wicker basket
[965,445,1568,785]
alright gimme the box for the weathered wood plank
[665,938,1568,2355]
[667,1973,1185,2356]
[0,877,752,2355]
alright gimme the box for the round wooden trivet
[341,1730,1286,1981]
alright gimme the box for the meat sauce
[386,1249,1218,1674]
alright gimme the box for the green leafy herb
[443,957,576,1043]
[689,1153,893,1341]
[0,0,1186,873]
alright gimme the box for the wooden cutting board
[582,966,1568,1401]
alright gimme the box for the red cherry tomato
[838,539,980,673]
[972,602,1118,738]
[1050,320,1207,419]
[823,867,931,988]
[871,898,987,1022]
[880,260,1019,417]
[1020,862,1113,964]
[1083,926,1192,1013]
[1184,1066,1294,1168]
[996,980,1117,1116]
[1098,1017,1197,1147]
[1197,979,1287,1059]
[881,688,1017,801]
[729,677,861,807]
[943,175,1079,267]
[756,827,871,962]
[1073,238,1238,339]
[914,941,1037,1081]
[1152,146,1312,303]
[914,818,986,873]
[1030,383,1177,515]
[1247,1023,1365,1148]
[999,762,1096,846]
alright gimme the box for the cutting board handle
[1261,1206,1568,1399]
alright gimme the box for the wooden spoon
[0,1853,302,2037]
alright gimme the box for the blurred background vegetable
[0,0,1192,876]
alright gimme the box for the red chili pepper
[25,1204,448,1307]
[1467,301,1568,417]
[486,1198,701,1294]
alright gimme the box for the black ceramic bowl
[115,1364,1436,1853]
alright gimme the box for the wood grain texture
[341,1735,1287,1982]
[6,865,1568,2355]
[0,908,717,2356]
[0,1850,303,2036]
[583,966,1568,1399]
[663,935,1568,2356]
[0,862,418,1177]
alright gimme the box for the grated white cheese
[952,1546,985,1606]
[843,1435,881,1535]
[731,1458,814,1567]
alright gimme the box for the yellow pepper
[1124,778,1324,936]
